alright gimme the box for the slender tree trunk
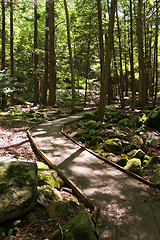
[1,0,5,70]
[116,7,125,108]
[97,0,104,83]
[125,53,128,97]
[137,0,145,109]
[97,0,117,121]
[153,0,158,107]
[34,0,40,105]
[48,0,56,105]
[42,0,49,104]
[130,0,135,110]
[10,0,14,78]
[84,35,91,108]
[64,0,75,112]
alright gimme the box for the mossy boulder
[38,185,62,201]
[131,116,143,128]
[151,168,160,185]
[146,106,160,131]
[103,138,123,154]
[124,158,141,173]
[116,155,129,167]
[84,120,99,130]
[38,169,63,189]
[130,149,145,159]
[46,201,70,218]
[89,136,103,146]
[0,161,37,223]
[91,146,104,154]
[145,156,160,168]
[51,210,97,240]
[124,144,136,153]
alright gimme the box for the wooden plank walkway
[29,113,160,240]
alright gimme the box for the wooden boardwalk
[29,113,160,240]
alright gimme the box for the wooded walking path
[29,111,160,240]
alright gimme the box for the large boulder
[0,160,37,223]
[124,158,141,173]
[51,210,97,240]
[146,106,160,131]
[103,138,123,154]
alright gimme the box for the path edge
[27,127,99,226]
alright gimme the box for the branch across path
[29,111,160,240]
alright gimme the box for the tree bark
[130,0,136,110]
[97,0,117,121]
[64,0,75,112]
[84,33,91,108]
[34,0,40,105]
[153,0,158,107]
[137,0,145,109]
[10,0,14,78]
[1,0,5,70]
[48,0,56,105]
[42,0,49,104]
[97,0,104,83]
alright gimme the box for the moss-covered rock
[84,120,99,130]
[151,168,160,185]
[124,158,141,173]
[51,210,97,240]
[130,149,145,159]
[116,155,129,167]
[103,138,123,154]
[38,169,63,189]
[89,136,103,146]
[144,156,160,168]
[0,161,37,223]
[131,135,143,148]
[38,185,62,201]
[124,144,136,153]
[46,201,70,218]
[146,106,160,131]
[131,116,143,128]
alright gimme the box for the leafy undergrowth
[64,106,160,183]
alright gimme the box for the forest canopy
[0,0,159,119]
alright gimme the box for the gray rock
[0,160,37,223]
[51,210,97,240]
[130,149,145,159]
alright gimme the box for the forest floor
[0,107,90,240]
[0,94,160,239]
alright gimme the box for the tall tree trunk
[116,7,125,108]
[1,0,5,70]
[64,0,75,112]
[130,0,135,110]
[84,34,91,108]
[10,0,14,78]
[137,0,145,109]
[153,0,159,107]
[97,0,104,83]
[42,0,49,104]
[34,0,40,105]
[97,0,117,121]
[48,0,56,105]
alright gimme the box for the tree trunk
[116,6,125,108]
[42,0,49,104]
[48,0,56,105]
[153,0,158,108]
[33,0,40,105]
[64,0,75,113]
[130,0,136,110]
[1,0,5,70]
[97,0,117,121]
[97,0,104,83]
[84,34,91,108]
[137,0,145,109]
[10,0,14,78]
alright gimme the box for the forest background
[0,0,159,119]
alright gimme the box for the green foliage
[0,219,21,237]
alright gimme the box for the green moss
[116,155,129,167]
[103,138,123,154]
[89,136,103,146]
